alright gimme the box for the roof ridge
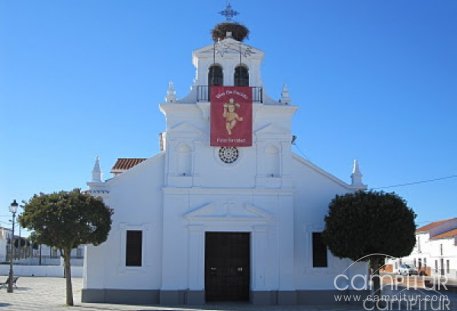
[416,217,457,232]
[430,227,457,240]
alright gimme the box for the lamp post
[7,199,18,293]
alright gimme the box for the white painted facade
[389,218,457,280]
[83,30,367,305]
[0,226,83,266]
[0,264,83,277]
[0,227,12,262]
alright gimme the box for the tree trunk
[63,249,74,306]
[370,256,384,310]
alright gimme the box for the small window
[126,230,142,267]
[447,260,450,274]
[417,236,421,252]
[234,65,249,86]
[312,232,328,268]
[208,65,223,86]
[435,260,438,272]
[76,247,83,258]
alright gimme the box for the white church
[83,6,367,306]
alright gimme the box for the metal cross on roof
[219,2,239,21]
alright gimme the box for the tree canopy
[322,190,416,305]
[322,190,416,261]
[19,188,113,305]
[20,189,113,250]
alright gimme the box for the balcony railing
[197,85,263,103]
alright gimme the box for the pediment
[255,123,289,136]
[168,122,203,136]
[184,201,272,222]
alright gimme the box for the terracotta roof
[431,228,457,240]
[111,158,147,172]
[416,218,456,233]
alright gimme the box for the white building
[82,15,367,305]
[0,227,13,262]
[392,218,457,279]
[0,226,84,266]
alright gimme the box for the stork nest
[211,22,249,42]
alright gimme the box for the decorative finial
[219,2,239,21]
[351,159,367,189]
[92,156,102,182]
[165,81,176,103]
[279,84,292,105]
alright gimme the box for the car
[398,263,418,276]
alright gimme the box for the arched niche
[177,143,192,176]
[265,145,280,177]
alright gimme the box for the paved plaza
[0,277,456,311]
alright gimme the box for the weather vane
[219,1,239,21]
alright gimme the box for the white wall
[0,264,82,277]
[84,134,364,292]
[84,153,165,289]
[0,228,12,262]
[392,231,457,280]
[84,37,367,295]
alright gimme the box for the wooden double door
[205,232,250,302]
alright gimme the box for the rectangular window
[435,260,438,272]
[417,236,421,253]
[126,230,142,267]
[447,260,450,274]
[76,247,83,258]
[312,232,328,268]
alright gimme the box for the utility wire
[291,137,455,191]
[293,142,311,161]
[371,174,457,190]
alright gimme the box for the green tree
[322,190,416,304]
[19,189,113,306]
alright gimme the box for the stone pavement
[0,277,365,311]
[1,276,455,311]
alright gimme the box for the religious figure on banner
[223,98,243,135]
[210,86,252,147]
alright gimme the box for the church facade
[82,18,367,306]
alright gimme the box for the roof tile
[431,228,457,240]
[111,158,147,172]
[416,218,455,233]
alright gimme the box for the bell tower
[159,2,297,189]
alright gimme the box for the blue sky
[1,0,456,232]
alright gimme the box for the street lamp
[7,199,18,293]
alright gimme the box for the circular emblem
[218,147,239,164]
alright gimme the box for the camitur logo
[333,253,452,311]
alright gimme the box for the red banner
[210,86,252,147]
